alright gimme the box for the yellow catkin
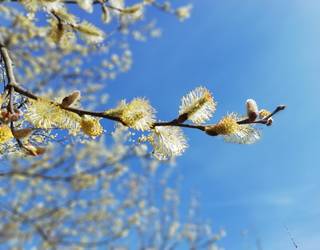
[205,116,240,136]
[0,125,13,144]
[259,109,271,119]
[188,91,212,116]
[179,86,216,124]
[80,117,103,137]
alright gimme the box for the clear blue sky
[108,1,320,249]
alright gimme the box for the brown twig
[1,45,285,142]
[0,45,34,150]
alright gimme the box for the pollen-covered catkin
[205,115,240,136]
[259,109,273,126]
[0,125,13,143]
[80,116,103,137]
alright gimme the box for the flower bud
[61,91,81,108]
[266,118,273,126]
[12,128,33,139]
[246,99,259,122]
[101,4,111,24]
[10,113,20,122]
[0,110,9,121]
[0,110,20,122]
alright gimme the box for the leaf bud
[61,90,81,108]
[246,99,259,122]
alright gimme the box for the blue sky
[107,0,320,249]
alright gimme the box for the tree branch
[0,45,285,146]
[0,204,57,249]
[9,80,286,133]
[1,0,138,13]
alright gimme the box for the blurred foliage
[0,1,227,249]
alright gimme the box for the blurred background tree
[0,1,287,249]
[0,1,229,249]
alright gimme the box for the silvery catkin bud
[246,99,259,122]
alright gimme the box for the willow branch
[10,83,203,128]
[2,0,139,13]
[9,83,126,124]
[237,105,286,125]
[0,45,16,114]
[0,46,16,86]
[0,204,57,249]
[0,45,33,150]
[10,83,286,132]
[0,0,102,4]
[0,45,285,137]
[153,120,206,131]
